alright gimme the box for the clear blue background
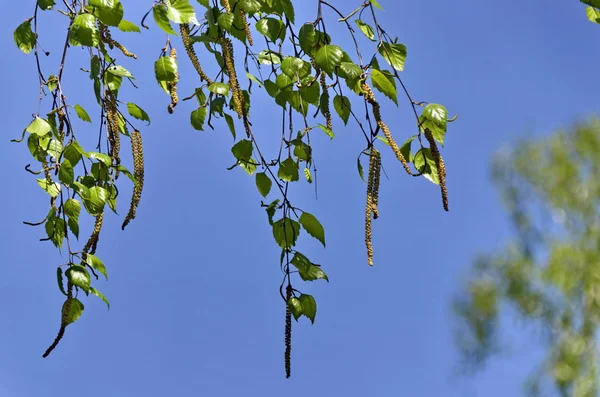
[1,1,598,396]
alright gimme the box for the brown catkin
[222,0,231,13]
[240,9,253,46]
[361,82,413,175]
[285,284,292,378]
[180,24,213,84]
[320,72,333,132]
[122,130,144,230]
[221,36,244,118]
[105,91,121,172]
[98,22,137,58]
[424,129,449,211]
[369,148,381,219]
[42,282,73,358]
[82,211,104,255]
[167,48,179,114]
[57,108,66,140]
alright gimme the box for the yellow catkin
[240,9,253,46]
[361,82,413,175]
[98,22,137,58]
[285,284,292,379]
[122,130,144,230]
[369,148,381,219]
[43,282,72,358]
[167,48,179,114]
[180,24,213,84]
[222,0,231,13]
[105,91,121,172]
[365,191,375,266]
[424,129,449,211]
[320,72,333,132]
[82,211,104,255]
[57,108,66,140]
[221,36,244,118]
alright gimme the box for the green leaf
[258,50,281,65]
[62,298,84,325]
[68,218,80,239]
[379,42,407,72]
[95,1,124,26]
[256,17,284,42]
[265,199,280,226]
[127,103,151,124]
[45,216,66,249]
[371,69,397,105]
[155,56,178,82]
[333,95,351,125]
[400,135,416,162]
[90,287,110,309]
[357,155,365,181]
[58,159,75,186]
[63,141,85,166]
[232,139,253,162]
[26,117,51,136]
[87,152,112,165]
[78,185,107,215]
[287,297,303,321]
[74,104,91,123]
[14,20,36,54]
[56,267,67,296]
[304,167,312,183]
[64,198,81,220]
[281,57,309,79]
[153,5,177,35]
[299,212,326,247]
[37,0,55,10]
[419,104,448,145]
[369,0,384,10]
[273,218,301,249]
[413,148,439,185]
[587,6,600,23]
[191,107,208,131]
[37,178,61,198]
[314,45,343,75]
[317,124,335,139]
[299,23,316,54]
[167,0,197,24]
[278,157,299,182]
[299,294,317,323]
[107,65,133,78]
[355,19,375,41]
[224,113,236,139]
[208,82,230,96]
[83,253,108,280]
[70,14,100,47]
[118,19,141,32]
[256,172,272,197]
[66,265,91,293]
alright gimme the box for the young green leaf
[256,172,272,197]
[118,20,141,32]
[90,287,110,309]
[56,267,67,296]
[155,56,178,82]
[287,297,303,321]
[299,212,326,247]
[62,298,84,325]
[314,45,343,75]
[191,107,208,131]
[371,69,397,105]
[127,103,151,124]
[333,95,351,125]
[74,104,91,123]
[83,253,108,280]
[65,265,91,293]
[278,157,300,182]
[58,159,75,186]
[419,104,448,145]
[209,82,230,96]
[355,19,375,41]
[232,139,254,162]
[273,218,301,249]
[378,42,407,72]
[37,178,61,198]
[37,0,55,10]
[14,20,36,54]
[70,14,100,47]
[167,0,197,24]
[317,124,335,139]
[369,0,384,10]
[26,117,51,136]
[153,5,177,35]
[95,1,124,26]
[299,294,317,323]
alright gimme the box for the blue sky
[1,1,598,396]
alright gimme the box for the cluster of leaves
[580,0,600,24]
[13,0,454,375]
[455,119,600,397]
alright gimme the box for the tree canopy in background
[456,119,600,397]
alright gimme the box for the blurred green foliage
[455,118,600,397]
